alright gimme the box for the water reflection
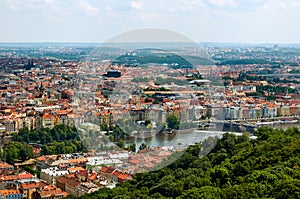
[125,130,227,150]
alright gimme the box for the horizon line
[0,41,300,44]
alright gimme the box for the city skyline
[0,0,300,43]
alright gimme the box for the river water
[125,122,300,149]
[125,130,239,149]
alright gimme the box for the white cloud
[258,0,300,11]
[130,1,142,10]
[76,0,100,16]
[179,0,206,11]
[209,0,237,7]
[277,1,300,9]
[5,0,69,12]
[105,6,112,11]
[6,0,25,11]
[1,0,300,42]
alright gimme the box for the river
[125,122,300,149]
[125,130,242,149]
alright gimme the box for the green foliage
[9,125,86,158]
[73,127,300,199]
[24,166,41,178]
[0,142,33,164]
[113,52,214,67]
[166,114,179,129]
[132,77,150,83]
[105,125,127,141]
[217,59,270,65]
[13,124,79,144]
[127,143,136,153]
[41,140,85,155]
[139,143,149,151]
[256,84,296,95]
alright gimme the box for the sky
[0,0,300,43]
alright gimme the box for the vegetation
[12,124,79,144]
[127,143,136,153]
[132,77,150,83]
[0,125,87,164]
[256,85,296,95]
[41,140,86,155]
[217,59,271,65]
[24,165,41,178]
[70,127,300,199]
[101,124,127,141]
[0,142,33,164]
[144,87,170,91]
[139,143,149,151]
[167,114,180,129]
[113,52,214,67]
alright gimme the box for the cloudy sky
[0,0,299,43]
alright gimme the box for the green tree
[0,142,33,164]
[127,143,136,152]
[167,114,179,129]
[139,143,149,151]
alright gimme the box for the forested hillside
[70,127,300,199]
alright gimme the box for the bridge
[231,115,300,124]
[213,116,300,133]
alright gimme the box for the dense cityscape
[0,42,299,198]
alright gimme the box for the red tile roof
[4,175,18,181]
[20,182,47,190]
[112,170,121,177]
[18,173,33,179]
[0,189,21,197]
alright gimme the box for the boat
[198,122,216,130]
[168,129,176,134]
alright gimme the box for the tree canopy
[0,125,86,164]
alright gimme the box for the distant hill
[112,49,215,67]
[216,59,271,65]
